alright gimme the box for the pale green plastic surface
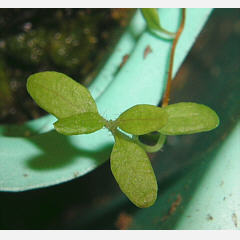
[175,122,240,229]
[0,9,212,191]
[130,122,240,229]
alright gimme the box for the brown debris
[143,45,152,59]
[73,171,79,178]
[232,213,238,228]
[161,194,182,222]
[115,212,133,230]
[119,54,129,69]
[207,214,213,221]
[169,194,182,215]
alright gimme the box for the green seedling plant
[26,9,219,208]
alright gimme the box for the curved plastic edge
[174,121,240,230]
[0,8,213,191]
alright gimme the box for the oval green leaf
[116,104,168,135]
[159,102,220,135]
[27,71,98,119]
[54,112,106,135]
[110,132,158,208]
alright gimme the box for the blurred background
[0,8,134,125]
[0,8,240,229]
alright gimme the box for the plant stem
[158,27,176,38]
[133,134,166,153]
[162,8,186,108]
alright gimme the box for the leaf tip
[136,191,158,208]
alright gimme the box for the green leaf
[54,112,106,135]
[27,71,98,119]
[159,102,220,135]
[141,8,175,37]
[141,8,162,31]
[116,104,168,135]
[110,132,158,208]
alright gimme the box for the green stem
[162,8,186,107]
[105,120,133,142]
[133,134,166,153]
[105,118,166,153]
[155,27,176,38]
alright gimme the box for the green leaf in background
[116,104,168,135]
[141,8,175,37]
[110,132,158,208]
[159,102,220,135]
[141,8,162,31]
[27,71,98,119]
[54,112,106,135]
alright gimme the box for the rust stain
[161,194,182,222]
[169,194,182,215]
[143,45,152,59]
[119,54,129,69]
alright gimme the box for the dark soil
[0,8,135,124]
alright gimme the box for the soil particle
[115,212,133,230]
[73,171,79,178]
[207,214,213,221]
[232,213,238,228]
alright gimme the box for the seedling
[26,9,219,208]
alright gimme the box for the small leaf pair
[118,102,219,136]
[27,71,219,208]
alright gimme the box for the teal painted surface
[130,122,240,230]
[126,8,240,229]
[0,9,212,191]
[175,122,240,229]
